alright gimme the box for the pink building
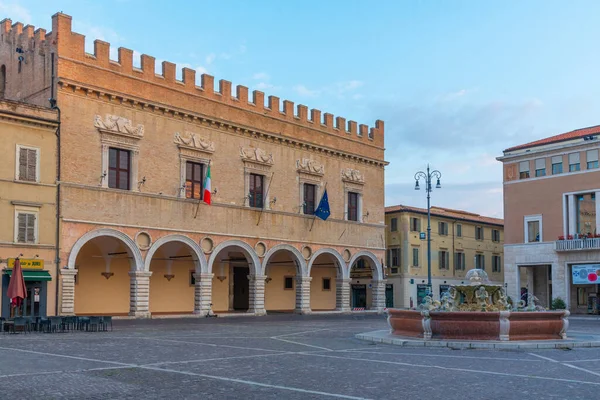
[498,126,600,314]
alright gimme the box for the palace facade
[0,13,387,317]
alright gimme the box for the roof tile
[504,125,600,152]
[385,204,503,226]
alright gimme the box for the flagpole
[309,182,327,232]
[256,171,275,226]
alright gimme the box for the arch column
[59,269,78,315]
[295,276,312,314]
[129,271,152,318]
[194,273,214,316]
[248,274,267,316]
[371,279,387,313]
[336,278,351,312]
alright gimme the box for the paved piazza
[1,315,600,399]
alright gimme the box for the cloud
[205,53,216,65]
[255,82,281,91]
[293,84,320,98]
[253,72,270,81]
[0,1,31,23]
[196,66,209,75]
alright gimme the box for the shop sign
[572,264,600,284]
[7,258,45,269]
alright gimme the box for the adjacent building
[0,13,387,317]
[499,126,600,314]
[0,99,59,318]
[385,205,504,308]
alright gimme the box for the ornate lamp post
[414,165,442,295]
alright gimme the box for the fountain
[388,269,570,341]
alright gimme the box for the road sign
[419,232,426,240]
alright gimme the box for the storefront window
[576,193,596,236]
[577,287,586,306]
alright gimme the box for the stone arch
[143,234,207,273]
[307,248,346,278]
[67,228,143,271]
[261,244,307,276]
[208,239,261,275]
[348,251,382,280]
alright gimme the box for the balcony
[555,237,600,251]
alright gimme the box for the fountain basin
[388,309,569,341]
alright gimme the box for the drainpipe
[49,52,61,316]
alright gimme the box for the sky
[4,0,600,218]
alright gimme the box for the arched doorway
[70,231,142,316]
[308,249,345,311]
[208,241,261,313]
[146,237,203,315]
[262,245,306,313]
[348,252,383,310]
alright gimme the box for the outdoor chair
[12,317,27,334]
[38,317,50,333]
[0,317,5,333]
[49,316,63,333]
[77,316,90,331]
[63,316,77,331]
[88,316,101,332]
[101,316,113,332]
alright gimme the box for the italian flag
[203,165,212,205]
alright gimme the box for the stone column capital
[129,270,153,278]
[296,275,313,283]
[59,268,78,277]
[248,274,267,282]
[336,278,351,284]
[193,273,214,281]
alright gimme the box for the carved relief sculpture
[94,114,144,137]
[341,168,364,184]
[174,132,215,152]
[240,146,274,165]
[296,158,324,175]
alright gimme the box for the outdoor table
[2,320,14,333]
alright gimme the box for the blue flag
[314,189,331,221]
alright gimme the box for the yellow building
[0,99,59,318]
[384,205,504,308]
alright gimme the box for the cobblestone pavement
[1,314,599,399]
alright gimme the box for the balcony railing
[555,238,600,251]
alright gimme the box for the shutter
[438,222,442,234]
[27,149,37,181]
[569,152,580,164]
[417,219,421,232]
[19,148,28,180]
[519,161,529,172]
[587,150,599,162]
[462,254,466,269]
[438,251,442,268]
[551,155,562,164]
[26,213,36,243]
[535,158,545,170]
[17,213,27,242]
[386,249,391,267]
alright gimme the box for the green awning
[3,269,52,281]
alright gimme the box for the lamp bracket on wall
[164,274,175,281]
[101,272,114,280]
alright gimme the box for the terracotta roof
[504,125,600,152]
[385,204,504,226]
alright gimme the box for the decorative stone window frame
[342,168,365,223]
[95,114,144,191]
[297,158,324,215]
[174,131,215,198]
[13,204,40,244]
[15,144,40,183]
[524,214,543,243]
[240,146,274,210]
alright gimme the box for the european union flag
[314,189,331,221]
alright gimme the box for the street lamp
[414,164,442,296]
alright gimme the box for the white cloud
[205,53,216,65]
[253,72,270,81]
[196,66,209,75]
[293,84,320,98]
[255,82,281,91]
[0,1,31,24]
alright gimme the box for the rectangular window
[412,248,419,267]
[390,248,400,267]
[492,255,502,273]
[475,254,485,270]
[410,217,421,232]
[576,193,597,236]
[16,212,36,243]
[303,183,316,215]
[17,146,38,182]
[534,158,546,177]
[492,229,501,242]
[525,216,541,243]
[438,250,449,270]
[108,148,131,190]
[185,161,204,199]
[438,221,448,236]
[577,287,586,306]
[189,270,196,286]
[569,152,581,172]
[390,217,398,232]
[249,173,264,208]
[455,252,465,270]
[322,277,331,291]
[475,226,484,241]
[284,276,294,290]
[551,156,563,174]
[587,149,599,169]
[347,192,359,221]
[519,161,530,179]
[456,224,462,237]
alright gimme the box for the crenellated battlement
[0,12,384,148]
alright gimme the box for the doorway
[385,284,394,308]
[351,284,367,308]
[1,276,47,318]
[233,266,249,310]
